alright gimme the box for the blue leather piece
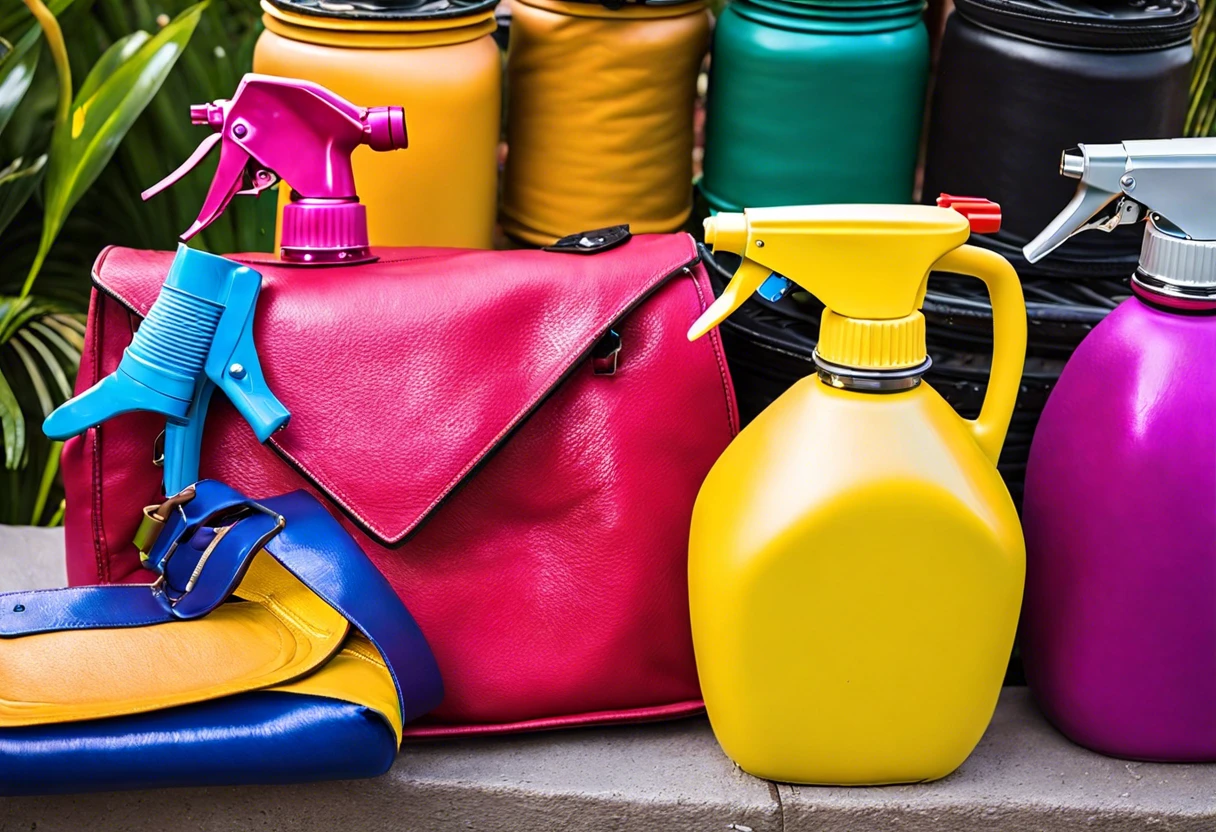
[257,490,445,723]
[0,585,170,637]
[147,480,445,721]
[160,511,281,619]
[0,692,397,795]
[143,479,257,574]
[0,484,281,635]
[0,479,444,777]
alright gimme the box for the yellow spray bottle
[688,199,1026,785]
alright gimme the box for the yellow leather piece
[272,632,404,743]
[501,0,710,245]
[254,5,501,249]
[0,552,349,728]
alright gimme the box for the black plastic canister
[922,0,1198,266]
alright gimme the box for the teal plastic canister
[700,0,930,212]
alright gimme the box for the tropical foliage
[1190,0,1216,136]
[0,0,265,525]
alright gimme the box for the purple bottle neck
[1131,276,1216,314]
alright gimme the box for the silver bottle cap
[1134,218,1216,301]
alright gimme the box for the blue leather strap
[0,692,398,795]
[159,511,282,619]
[0,585,173,636]
[257,490,445,723]
[0,486,280,633]
[0,480,444,727]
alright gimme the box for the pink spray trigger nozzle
[365,106,407,152]
[190,103,224,128]
[142,73,408,266]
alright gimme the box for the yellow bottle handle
[931,245,1027,465]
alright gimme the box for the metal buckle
[135,485,197,563]
[592,329,622,376]
[543,225,631,255]
[150,500,286,607]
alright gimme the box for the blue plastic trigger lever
[43,245,290,494]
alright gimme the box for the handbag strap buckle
[145,493,286,610]
[134,485,198,563]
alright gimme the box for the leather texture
[0,482,442,792]
[63,236,738,734]
[501,0,710,245]
[0,692,397,795]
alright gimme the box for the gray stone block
[0,525,65,590]
[779,688,1216,832]
[0,527,1212,831]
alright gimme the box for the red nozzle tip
[365,106,407,152]
[937,194,1001,234]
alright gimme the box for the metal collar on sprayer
[1024,138,1216,308]
[142,73,407,265]
[690,197,1002,391]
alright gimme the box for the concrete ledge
[2,526,1214,831]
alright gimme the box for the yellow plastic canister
[687,207,1027,785]
[501,0,710,245]
[254,0,502,249]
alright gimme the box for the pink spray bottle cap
[143,73,407,265]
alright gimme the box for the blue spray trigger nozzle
[43,245,289,493]
[757,274,793,303]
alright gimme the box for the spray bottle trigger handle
[213,325,291,443]
[937,194,1002,234]
[181,138,253,241]
[142,133,223,202]
[204,267,291,443]
[688,257,774,341]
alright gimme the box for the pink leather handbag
[61,231,738,736]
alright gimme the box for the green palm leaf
[0,293,79,469]
[19,0,209,297]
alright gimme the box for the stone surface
[0,525,65,591]
[1,527,1213,831]
[779,689,1216,832]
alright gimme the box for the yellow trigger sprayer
[686,199,1028,785]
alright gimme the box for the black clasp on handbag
[543,225,631,255]
[592,329,623,376]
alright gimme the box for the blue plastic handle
[43,245,290,493]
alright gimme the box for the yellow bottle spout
[691,204,977,339]
[691,199,1025,463]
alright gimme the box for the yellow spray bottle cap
[691,197,1001,372]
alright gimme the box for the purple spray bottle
[1021,139,1216,761]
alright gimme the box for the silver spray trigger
[1023,138,1216,263]
[1025,138,1216,300]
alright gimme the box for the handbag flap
[90,235,703,546]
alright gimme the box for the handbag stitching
[687,263,740,438]
[88,250,113,584]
